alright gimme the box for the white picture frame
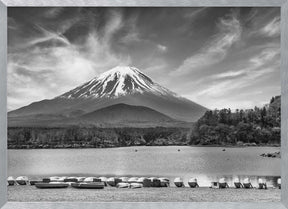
[0,0,287,208]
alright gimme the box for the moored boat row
[7,176,281,190]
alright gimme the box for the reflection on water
[8,146,280,187]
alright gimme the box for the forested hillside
[189,96,281,146]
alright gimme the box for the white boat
[128,177,138,183]
[218,178,229,188]
[49,176,62,182]
[71,182,105,189]
[117,182,130,188]
[188,178,199,188]
[119,177,129,183]
[83,177,97,182]
[76,177,86,182]
[16,176,29,185]
[130,183,143,189]
[174,177,184,187]
[7,176,15,186]
[277,178,281,189]
[243,178,253,188]
[137,177,147,184]
[107,177,121,186]
[234,177,243,188]
[98,177,108,182]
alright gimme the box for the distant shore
[7,143,280,149]
[8,185,280,202]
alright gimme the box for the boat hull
[30,180,41,185]
[71,182,105,189]
[8,180,15,186]
[35,183,69,189]
[16,180,28,185]
[174,182,184,187]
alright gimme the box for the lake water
[8,146,281,187]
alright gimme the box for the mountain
[8,66,208,127]
[59,66,178,99]
[78,103,174,123]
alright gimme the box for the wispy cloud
[196,47,280,97]
[43,8,65,19]
[171,11,242,76]
[7,9,131,111]
[259,16,280,37]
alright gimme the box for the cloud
[183,7,208,19]
[7,9,131,111]
[259,16,280,37]
[43,8,65,19]
[213,70,246,79]
[157,44,167,53]
[171,11,242,76]
[196,47,280,98]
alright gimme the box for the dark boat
[35,182,69,189]
[159,178,170,187]
[71,182,105,189]
[30,180,41,186]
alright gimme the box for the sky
[8,7,280,111]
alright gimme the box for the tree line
[189,96,281,146]
[8,127,190,149]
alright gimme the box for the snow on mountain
[58,66,179,99]
[9,66,208,123]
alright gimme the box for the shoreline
[7,144,281,150]
[8,186,280,202]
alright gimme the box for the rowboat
[218,178,229,188]
[71,182,105,189]
[174,177,184,187]
[188,178,199,188]
[159,178,170,187]
[16,176,29,185]
[128,177,138,183]
[277,178,281,189]
[130,183,143,189]
[35,182,69,189]
[136,177,147,184]
[29,180,41,185]
[119,177,129,183]
[7,176,15,186]
[116,182,130,188]
[83,177,98,182]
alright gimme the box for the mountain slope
[78,103,174,123]
[8,66,208,125]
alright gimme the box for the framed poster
[0,0,287,209]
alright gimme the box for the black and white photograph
[7,7,281,202]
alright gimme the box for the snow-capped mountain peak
[58,66,178,99]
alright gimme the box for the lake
[8,146,281,187]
